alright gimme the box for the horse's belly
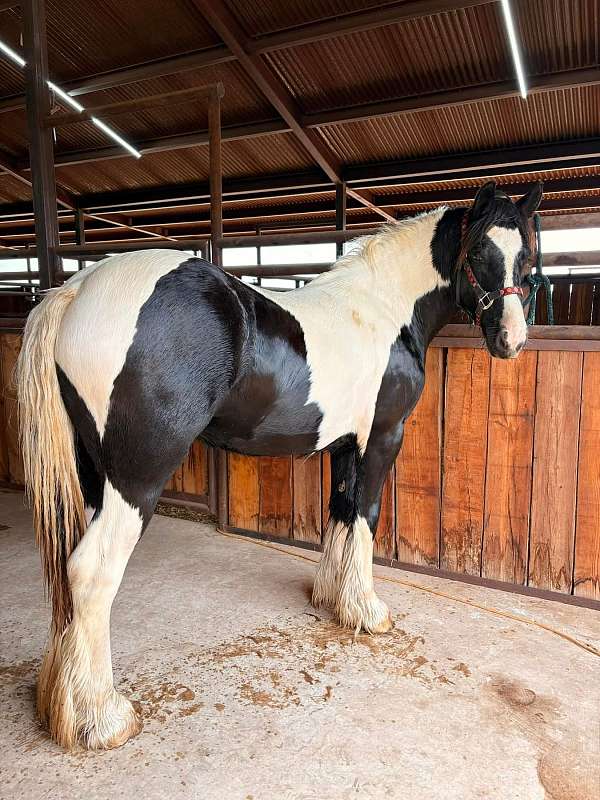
[202,383,322,456]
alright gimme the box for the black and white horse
[17,180,542,750]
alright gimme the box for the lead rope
[524,214,554,325]
[216,526,600,659]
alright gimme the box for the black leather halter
[456,211,525,327]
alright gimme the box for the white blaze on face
[487,225,527,352]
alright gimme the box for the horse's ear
[516,182,543,217]
[471,181,497,218]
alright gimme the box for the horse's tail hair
[16,283,86,634]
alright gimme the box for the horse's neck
[349,208,455,330]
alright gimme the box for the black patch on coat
[56,365,104,515]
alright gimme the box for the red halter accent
[458,211,524,327]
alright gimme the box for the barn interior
[1,1,599,798]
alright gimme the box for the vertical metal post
[208,84,228,525]
[209,86,224,267]
[335,182,347,259]
[256,225,261,286]
[22,0,60,289]
[75,207,86,270]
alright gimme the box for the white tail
[16,284,86,634]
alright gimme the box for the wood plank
[396,348,443,566]
[481,351,537,584]
[228,453,259,531]
[573,352,600,599]
[0,334,22,485]
[374,467,396,559]
[441,349,491,575]
[534,284,549,325]
[592,282,600,326]
[182,440,208,497]
[259,456,292,536]
[568,282,594,325]
[551,282,570,325]
[170,463,184,493]
[529,351,583,592]
[292,454,322,545]
[0,335,11,481]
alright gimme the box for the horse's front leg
[313,426,403,634]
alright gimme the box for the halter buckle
[478,292,495,311]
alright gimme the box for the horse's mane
[332,207,446,273]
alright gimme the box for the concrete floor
[1,487,599,800]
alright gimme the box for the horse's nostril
[515,340,525,353]
[496,328,510,352]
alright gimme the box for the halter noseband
[456,211,525,327]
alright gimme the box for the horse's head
[455,180,543,359]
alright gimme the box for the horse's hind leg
[41,479,147,749]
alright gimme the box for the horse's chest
[293,304,398,452]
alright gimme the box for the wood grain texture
[551,282,570,325]
[0,334,23,485]
[592,282,600,326]
[374,467,396,559]
[482,351,537,584]
[568,282,593,325]
[228,453,259,530]
[396,348,443,566]
[573,351,600,599]
[441,349,491,575]
[0,334,11,482]
[182,440,208,496]
[292,454,321,544]
[529,351,583,592]
[259,456,292,536]
[534,285,549,325]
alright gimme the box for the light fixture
[0,37,142,158]
[499,0,528,99]
[89,117,141,159]
[0,38,25,68]
[47,80,84,113]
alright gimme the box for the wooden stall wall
[224,342,600,603]
[0,332,23,487]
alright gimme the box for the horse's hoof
[365,609,394,635]
[105,708,143,750]
[83,694,143,750]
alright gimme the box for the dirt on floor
[1,488,599,800]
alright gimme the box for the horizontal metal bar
[46,83,225,127]
[226,262,332,277]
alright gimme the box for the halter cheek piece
[456,211,525,327]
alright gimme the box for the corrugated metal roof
[0,173,30,204]
[317,86,600,163]
[0,0,598,242]
[226,0,390,38]
[43,0,220,82]
[265,4,509,113]
[54,132,314,194]
[517,0,600,75]
[373,165,600,195]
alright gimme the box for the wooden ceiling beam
[193,0,341,184]
[248,0,490,54]
[193,0,394,224]
[17,66,596,170]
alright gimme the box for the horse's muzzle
[492,326,526,359]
